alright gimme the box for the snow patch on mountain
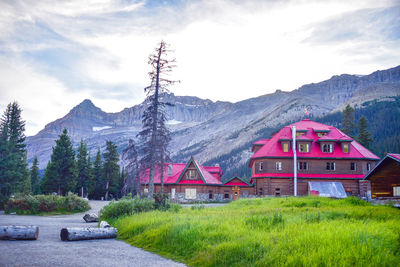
[93,126,112,131]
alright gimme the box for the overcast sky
[0,0,399,136]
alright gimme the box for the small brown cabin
[364,153,400,198]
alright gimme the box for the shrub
[5,194,90,214]
[99,197,155,220]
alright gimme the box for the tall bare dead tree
[138,40,177,199]
[121,139,139,196]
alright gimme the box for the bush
[99,197,155,220]
[5,193,90,214]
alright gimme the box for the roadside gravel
[0,201,185,267]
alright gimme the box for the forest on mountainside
[202,97,400,182]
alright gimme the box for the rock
[99,221,110,228]
[83,213,98,223]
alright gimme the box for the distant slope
[26,65,400,172]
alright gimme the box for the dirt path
[0,201,185,267]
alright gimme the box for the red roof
[223,176,253,186]
[388,153,400,161]
[250,119,379,166]
[253,139,270,145]
[140,157,223,185]
[253,173,365,179]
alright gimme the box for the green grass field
[112,197,400,266]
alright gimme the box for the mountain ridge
[26,65,400,170]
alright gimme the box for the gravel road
[0,201,186,267]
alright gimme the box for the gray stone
[83,213,99,223]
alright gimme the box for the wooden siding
[369,160,400,198]
[254,158,376,175]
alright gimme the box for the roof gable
[224,176,253,186]
[364,153,400,180]
[176,157,223,185]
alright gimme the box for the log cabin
[363,153,400,198]
[140,157,255,202]
[249,119,380,197]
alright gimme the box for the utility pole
[292,125,297,196]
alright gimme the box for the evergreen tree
[121,139,139,196]
[87,155,94,199]
[138,41,177,198]
[102,141,120,200]
[90,148,103,200]
[357,115,373,149]
[0,102,29,206]
[341,104,356,137]
[30,156,41,195]
[41,129,76,195]
[76,139,90,197]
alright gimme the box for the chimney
[168,163,173,176]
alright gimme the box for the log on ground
[0,226,39,240]
[83,213,99,223]
[60,227,117,241]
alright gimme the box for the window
[275,188,280,196]
[283,143,289,152]
[224,191,229,198]
[367,163,371,171]
[185,188,197,199]
[188,170,196,179]
[322,143,334,153]
[258,187,263,196]
[171,188,176,199]
[326,162,336,171]
[298,143,310,153]
[350,162,356,171]
[343,143,349,153]
[276,161,282,170]
[394,187,400,197]
[208,190,213,199]
[296,132,305,136]
[298,162,308,170]
[317,132,327,137]
[259,162,264,171]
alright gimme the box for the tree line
[1,41,176,207]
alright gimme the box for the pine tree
[102,141,120,200]
[357,115,374,149]
[41,129,76,195]
[341,104,356,137]
[76,139,90,198]
[0,102,29,205]
[138,41,177,199]
[90,148,103,200]
[121,139,139,196]
[30,156,41,195]
[87,155,94,199]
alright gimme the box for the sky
[0,0,399,136]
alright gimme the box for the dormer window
[298,143,310,153]
[317,132,327,137]
[342,143,350,153]
[282,142,289,152]
[322,143,334,153]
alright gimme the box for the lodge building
[140,157,255,202]
[250,119,380,197]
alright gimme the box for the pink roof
[140,158,223,185]
[250,119,379,166]
[223,176,253,187]
[253,173,365,179]
[388,153,400,161]
[253,139,270,145]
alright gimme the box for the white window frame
[298,162,308,170]
[298,143,309,153]
[393,186,400,197]
[259,162,264,171]
[185,188,197,199]
[188,170,196,179]
[326,162,336,171]
[367,163,371,172]
[350,162,356,171]
[276,161,282,170]
[322,143,334,153]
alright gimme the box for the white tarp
[308,182,347,198]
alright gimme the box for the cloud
[0,0,399,136]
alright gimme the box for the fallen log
[83,213,99,223]
[0,226,39,240]
[60,227,117,241]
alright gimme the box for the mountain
[26,65,400,174]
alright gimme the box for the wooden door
[232,186,240,200]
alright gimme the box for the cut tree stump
[60,227,117,241]
[83,213,99,223]
[0,226,39,240]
